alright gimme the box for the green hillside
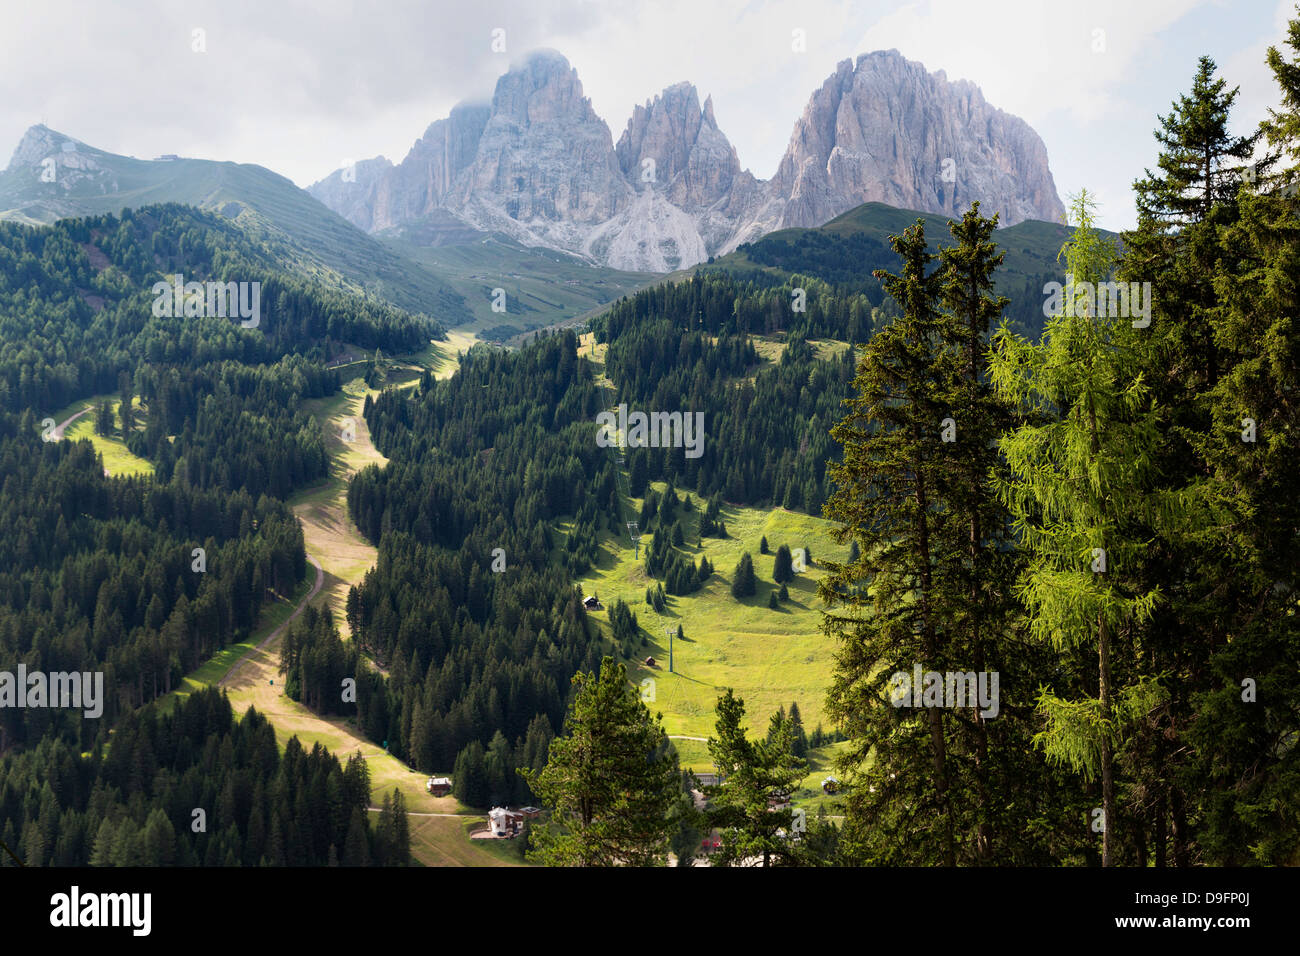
[570,486,844,757]
[700,201,1116,338]
[0,126,471,323]
[717,201,1081,280]
[382,229,657,341]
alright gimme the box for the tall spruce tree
[1264,8,1300,176]
[731,552,757,598]
[936,201,1022,861]
[1117,44,1297,864]
[772,544,794,583]
[1170,16,1300,864]
[521,657,679,866]
[705,689,807,867]
[820,220,965,865]
[1134,55,1262,225]
[94,400,114,437]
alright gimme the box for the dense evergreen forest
[336,334,618,801]
[0,204,436,865]
[0,687,409,866]
[592,278,858,513]
[810,45,1300,866]
[728,218,1061,339]
[345,27,1300,868]
[4,16,1300,870]
[0,415,305,750]
[0,203,442,414]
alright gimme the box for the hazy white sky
[1,0,1293,230]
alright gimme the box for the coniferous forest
[0,203,439,866]
[1,4,1299,905]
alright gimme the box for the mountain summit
[312,48,1066,271]
[769,50,1066,231]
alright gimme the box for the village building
[488,807,526,837]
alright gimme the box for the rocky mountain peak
[444,48,627,239]
[8,125,69,170]
[307,47,1066,273]
[491,49,597,127]
[5,124,115,196]
[772,49,1065,229]
[615,81,744,212]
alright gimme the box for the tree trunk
[1100,611,1114,867]
[915,451,956,867]
[967,284,993,861]
[1085,352,1114,867]
[1171,787,1190,866]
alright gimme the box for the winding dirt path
[208,376,514,865]
[52,405,92,439]
[218,555,323,688]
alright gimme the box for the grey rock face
[770,50,1065,230]
[308,48,1065,272]
[4,125,116,195]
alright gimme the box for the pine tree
[94,400,114,437]
[935,200,1023,861]
[1125,56,1263,430]
[1264,11,1300,179]
[1107,46,1300,863]
[388,789,410,866]
[990,191,1171,866]
[629,451,649,498]
[731,552,757,598]
[705,689,807,866]
[1134,55,1262,225]
[342,807,370,867]
[452,740,487,807]
[1165,22,1300,863]
[521,657,679,866]
[773,544,794,583]
[788,702,808,759]
[820,219,964,865]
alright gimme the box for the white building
[488,807,527,837]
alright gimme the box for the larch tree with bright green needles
[990,190,1173,866]
[520,657,680,867]
[705,689,808,867]
[819,219,966,866]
